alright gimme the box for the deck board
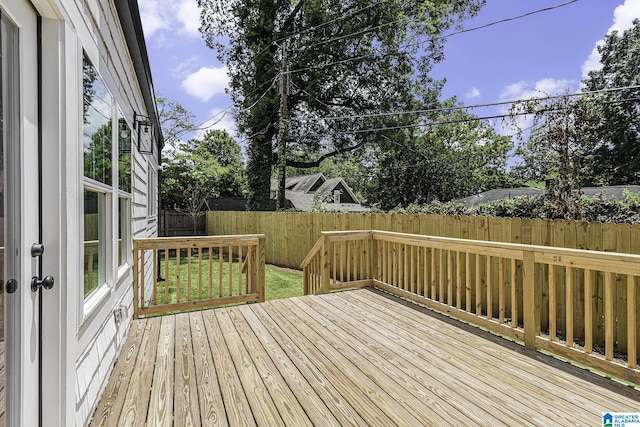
[89,288,640,427]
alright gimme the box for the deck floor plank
[332,291,560,425]
[147,315,175,427]
[352,288,640,411]
[91,319,146,426]
[240,305,367,427]
[214,309,285,426]
[188,311,228,427]
[117,316,162,426]
[174,313,201,427]
[264,300,430,426]
[299,295,512,426]
[89,288,640,427]
[201,310,256,427]
[224,307,317,426]
[285,297,463,426]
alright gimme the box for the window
[147,166,157,216]
[83,52,112,299]
[118,109,132,268]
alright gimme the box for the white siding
[36,0,160,425]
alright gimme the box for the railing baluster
[457,251,464,309]
[140,250,146,306]
[228,245,233,296]
[218,245,223,297]
[431,248,436,300]
[566,266,574,348]
[466,252,471,312]
[605,271,614,361]
[498,257,504,323]
[486,255,492,320]
[475,253,482,315]
[164,249,170,304]
[187,248,192,301]
[176,249,181,302]
[332,241,337,284]
[410,245,415,294]
[584,269,593,353]
[238,245,243,295]
[447,250,453,306]
[152,249,158,305]
[628,274,636,369]
[511,258,518,328]
[198,248,203,300]
[439,249,446,304]
[208,247,213,300]
[549,264,556,340]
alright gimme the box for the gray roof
[455,187,543,207]
[455,185,640,207]
[270,173,369,212]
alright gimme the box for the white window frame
[147,165,157,217]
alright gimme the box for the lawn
[151,251,303,305]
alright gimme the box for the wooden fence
[206,211,640,268]
[160,211,206,237]
[133,235,266,318]
[301,230,640,384]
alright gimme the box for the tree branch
[280,0,306,35]
[284,140,367,168]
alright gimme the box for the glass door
[1,2,41,425]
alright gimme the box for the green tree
[198,0,485,210]
[372,106,513,210]
[162,130,246,211]
[508,93,596,219]
[84,121,112,185]
[582,19,640,184]
[156,93,197,148]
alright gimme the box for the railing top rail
[323,230,374,242]
[319,230,640,275]
[301,237,323,268]
[134,234,266,250]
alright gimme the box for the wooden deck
[90,288,640,426]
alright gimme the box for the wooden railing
[133,235,265,318]
[301,230,640,383]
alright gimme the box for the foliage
[372,106,514,210]
[156,93,197,148]
[198,0,485,210]
[393,193,640,224]
[581,19,640,185]
[508,93,598,219]
[162,130,246,216]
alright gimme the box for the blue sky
[139,0,640,146]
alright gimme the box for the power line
[285,0,581,75]
[295,84,640,123]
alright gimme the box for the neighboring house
[208,173,370,212]
[455,185,640,207]
[1,0,161,425]
[270,173,371,212]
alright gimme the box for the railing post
[321,233,331,294]
[257,236,266,302]
[303,265,309,295]
[369,234,377,282]
[132,243,139,319]
[523,249,540,349]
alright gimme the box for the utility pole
[276,41,288,210]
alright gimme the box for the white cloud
[497,78,576,135]
[500,78,575,101]
[182,66,229,102]
[465,87,481,99]
[139,0,202,39]
[581,0,640,79]
[177,1,202,37]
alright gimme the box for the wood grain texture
[90,289,640,427]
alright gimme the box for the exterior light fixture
[134,112,153,154]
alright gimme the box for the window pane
[82,52,112,185]
[118,111,131,193]
[84,189,105,297]
[118,197,130,267]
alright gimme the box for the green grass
[151,251,302,306]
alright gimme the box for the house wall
[31,0,159,425]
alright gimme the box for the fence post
[321,233,331,294]
[257,235,266,302]
[523,249,540,349]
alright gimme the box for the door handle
[31,275,54,292]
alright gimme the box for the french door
[1,1,43,426]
